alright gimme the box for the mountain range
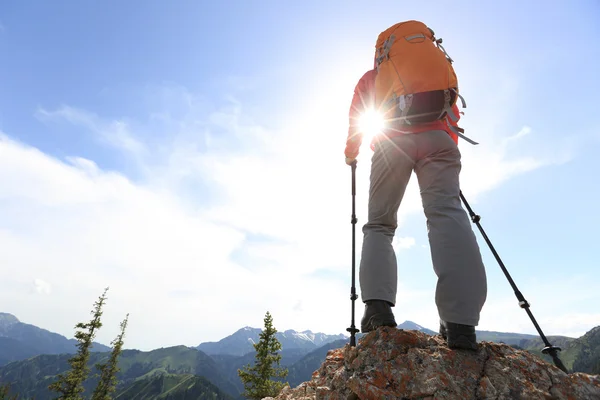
[0,312,110,367]
[1,311,598,399]
[196,326,347,356]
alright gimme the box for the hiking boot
[439,319,478,351]
[361,300,397,333]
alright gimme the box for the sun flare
[358,108,385,141]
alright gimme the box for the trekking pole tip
[347,326,359,347]
[542,345,569,374]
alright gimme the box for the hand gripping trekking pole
[459,191,568,373]
[346,160,360,347]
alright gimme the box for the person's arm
[345,69,376,162]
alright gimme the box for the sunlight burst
[358,108,385,142]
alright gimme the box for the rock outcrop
[264,327,600,400]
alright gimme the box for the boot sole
[448,335,479,351]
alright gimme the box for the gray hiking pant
[359,129,487,326]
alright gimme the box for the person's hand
[345,157,357,166]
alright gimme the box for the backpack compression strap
[444,89,478,145]
[449,124,479,145]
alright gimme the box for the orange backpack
[374,20,478,144]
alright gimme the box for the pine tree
[91,313,129,400]
[0,383,19,400]
[48,287,109,400]
[237,311,288,400]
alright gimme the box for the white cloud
[35,105,146,155]
[293,301,303,312]
[33,279,51,295]
[394,236,416,250]
[506,126,532,143]
[0,133,252,349]
[0,77,592,351]
[0,130,359,350]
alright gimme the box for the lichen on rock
[262,327,600,400]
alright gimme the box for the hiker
[344,20,487,350]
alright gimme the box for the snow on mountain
[196,321,439,357]
[291,331,313,343]
[197,327,347,357]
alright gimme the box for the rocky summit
[264,327,600,400]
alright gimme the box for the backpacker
[374,20,477,144]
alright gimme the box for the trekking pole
[459,190,568,374]
[346,160,360,347]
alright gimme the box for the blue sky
[1,1,599,351]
